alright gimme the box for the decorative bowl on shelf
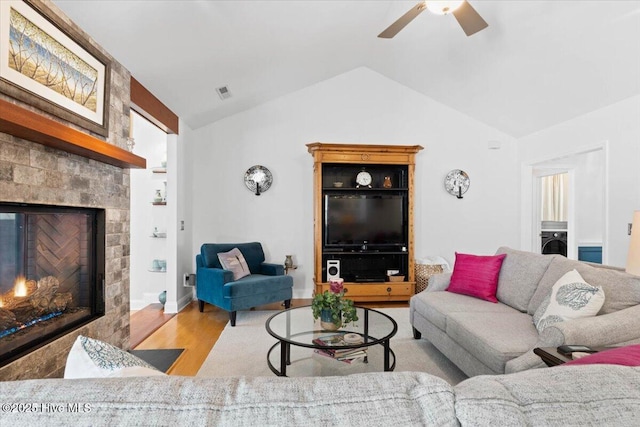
[151,259,167,271]
[388,275,405,282]
[333,182,343,188]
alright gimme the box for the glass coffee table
[265,305,398,377]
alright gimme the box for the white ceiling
[53,0,640,137]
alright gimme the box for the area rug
[129,348,184,373]
[196,308,467,384]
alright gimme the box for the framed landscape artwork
[0,0,110,136]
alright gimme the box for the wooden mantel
[0,99,146,169]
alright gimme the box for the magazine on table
[313,349,367,364]
[313,333,365,351]
[312,332,366,361]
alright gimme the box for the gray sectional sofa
[410,247,640,377]
[1,365,639,425]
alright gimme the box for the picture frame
[0,0,110,137]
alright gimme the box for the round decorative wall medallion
[444,169,470,199]
[244,165,273,195]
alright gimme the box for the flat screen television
[324,194,405,248]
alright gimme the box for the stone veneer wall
[0,0,132,380]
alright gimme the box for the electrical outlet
[183,273,195,287]
[180,220,185,231]
[630,223,633,236]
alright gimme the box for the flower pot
[320,308,341,331]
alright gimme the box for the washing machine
[541,231,567,257]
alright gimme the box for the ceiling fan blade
[452,1,488,36]
[378,2,427,39]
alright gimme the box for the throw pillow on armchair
[217,248,251,280]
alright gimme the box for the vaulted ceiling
[54,1,640,137]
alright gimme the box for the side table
[534,347,571,367]
[534,347,607,367]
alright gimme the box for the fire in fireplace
[0,203,105,367]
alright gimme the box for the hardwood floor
[132,299,407,376]
[132,299,309,375]
[129,303,175,349]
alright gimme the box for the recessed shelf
[151,201,167,206]
[148,269,167,273]
[151,167,166,173]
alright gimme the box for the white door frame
[520,141,609,263]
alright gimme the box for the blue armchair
[196,242,293,326]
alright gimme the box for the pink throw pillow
[564,344,640,367]
[447,252,506,303]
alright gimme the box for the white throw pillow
[533,269,605,333]
[107,366,167,377]
[217,247,250,280]
[64,335,162,379]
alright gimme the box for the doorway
[130,111,169,310]
[525,144,607,263]
[533,168,574,259]
[540,172,569,257]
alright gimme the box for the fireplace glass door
[0,204,105,366]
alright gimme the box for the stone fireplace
[0,1,134,380]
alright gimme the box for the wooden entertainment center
[307,143,423,302]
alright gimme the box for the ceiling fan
[378,1,488,38]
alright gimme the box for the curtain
[541,173,568,221]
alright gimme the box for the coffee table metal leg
[280,341,288,376]
[383,340,390,371]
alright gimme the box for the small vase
[383,176,392,188]
[158,290,167,306]
[320,308,341,331]
[284,255,293,269]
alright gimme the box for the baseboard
[164,291,194,314]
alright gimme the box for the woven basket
[415,264,444,293]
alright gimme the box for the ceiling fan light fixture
[426,0,464,15]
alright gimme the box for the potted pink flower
[312,278,358,330]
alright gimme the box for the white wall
[130,112,168,309]
[519,95,640,267]
[574,150,604,246]
[188,67,519,298]
[166,119,195,313]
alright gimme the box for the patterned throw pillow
[64,335,164,378]
[533,269,605,333]
[217,247,251,280]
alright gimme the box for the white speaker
[326,260,340,280]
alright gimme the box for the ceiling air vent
[216,85,231,100]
